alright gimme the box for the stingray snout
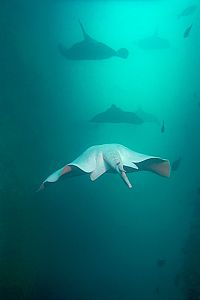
[121,171,132,189]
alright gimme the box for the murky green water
[0,0,200,299]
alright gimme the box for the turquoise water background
[0,0,200,299]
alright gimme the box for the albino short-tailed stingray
[39,144,170,190]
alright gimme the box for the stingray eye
[116,162,125,173]
[115,162,121,173]
[116,161,122,168]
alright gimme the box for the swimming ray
[39,144,170,190]
[91,104,143,124]
[58,21,129,60]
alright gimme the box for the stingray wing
[91,105,121,123]
[43,167,66,184]
[118,145,170,177]
[118,145,140,170]
[69,145,110,180]
[40,146,110,189]
[42,146,99,186]
[68,146,98,173]
[119,145,156,163]
[90,152,110,181]
[91,105,142,124]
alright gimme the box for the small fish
[184,24,193,38]
[161,120,165,133]
[177,5,198,19]
[171,157,182,171]
[157,259,166,267]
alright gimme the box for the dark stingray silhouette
[138,30,170,50]
[58,21,129,60]
[136,108,160,125]
[91,104,143,124]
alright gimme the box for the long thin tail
[78,19,90,40]
[36,183,45,192]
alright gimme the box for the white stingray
[39,144,170,190]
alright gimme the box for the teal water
[0,0,200,299]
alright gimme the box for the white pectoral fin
[38,168,63,191]
[38,165,73,191]
[90,155,110,181]
[119,147,140,170]
[131,157,171,177]
[120,146,171,176]
[123,160,139,170]
[146,159,170,177]
[44,167,64,183]
[45,165,73,183]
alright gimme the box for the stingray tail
[78,19,89,40]
[36,183,45,192]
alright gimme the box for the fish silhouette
[177,5,198,19]
[161,120,165,133]
[184,24,193,38]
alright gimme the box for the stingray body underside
[41,144,170,189]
